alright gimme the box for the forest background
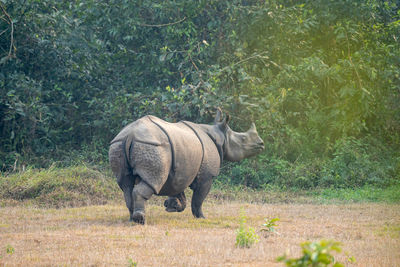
[1,0,399,192]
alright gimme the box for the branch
[9,19,14,57]
[0,3,10,24]
[137,16,186,27]
[217,52,272,74]
[188,53,199,72]
[0,28,8,36]
[1,15,8,23]
[345,32,370,96]
[0,3,16,58]
[231,53,267,68]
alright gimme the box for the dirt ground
[0,200,399,266]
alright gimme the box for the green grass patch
[379,223,400,238]
[312,184,400,203]
[209,185,315,204]
[146,210,237,229]
[211,183,400,204]
[0,166,119,207]
[1,165,399,209]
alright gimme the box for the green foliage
[218,136,398,189]
[219,0,400,147]
[261,217,280,233]
[235,209,259,248]
[315,183,400,203]
[0,0,399,191]
[0,0,225,170]
[277,240,346,267]
[128,258,138,267]
[319,137,397,188]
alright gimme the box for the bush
[320,137,398,188]
[218,136,398,190]
[235,209,259,248]
[277,240,348,267]
[0,166,119,207]
[261,217,280,234]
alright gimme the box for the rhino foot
[164,193,186,213]
[192,208,205,219]
[132,211,145,225]
[164,198,183,212]
[164,198,177,212]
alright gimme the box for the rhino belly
[157,171,198,196]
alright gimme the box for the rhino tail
[122,135,134,170]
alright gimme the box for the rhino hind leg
[164,192,187,212]
[121,181,134,221]
[131,180,155,224]
[110,142,136,221]
[190,177,213,219]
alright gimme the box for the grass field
[1,197,399,266]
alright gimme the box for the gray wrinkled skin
[109,109,264,224]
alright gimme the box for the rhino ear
[214,107,223,124]
[217,114,230,132]
[249,122,256,131]
[225,114,230,124]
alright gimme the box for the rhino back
[111,116,165,146]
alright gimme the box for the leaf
[159,54,167,62]
[166,53,173,61]
[361,87,371,95]
[0,56,9,65]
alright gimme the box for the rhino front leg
[164,192,187,212]
[190,177,213,218]
[131,180,154,224]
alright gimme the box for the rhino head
[214,109,264,162]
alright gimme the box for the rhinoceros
[109,109,264,224]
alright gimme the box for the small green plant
[6,244,14,255]
[277,240,346,267]
[235,209,259,248]
[261,217,280,234]
[127,258,137,267]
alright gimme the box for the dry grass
[0,199,399,266]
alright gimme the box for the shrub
[0,166,119,207]
[261,217,280,234]
[277,240,346,267]
[235,209,259,248]
[320,137,397,188]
